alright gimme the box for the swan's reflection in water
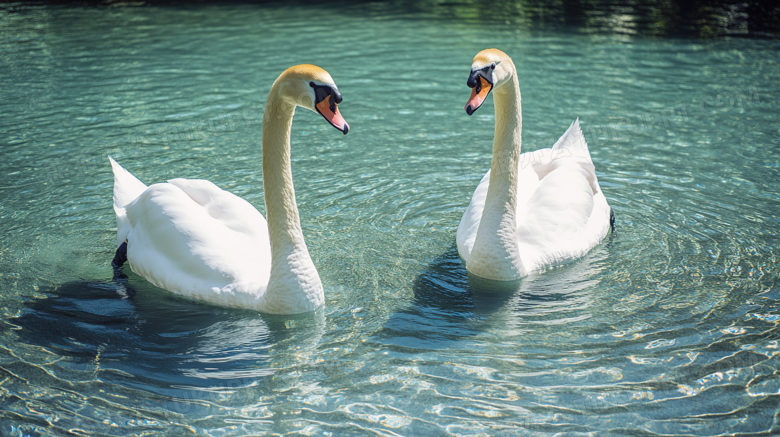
[12,273,325,414]
[379,244,610,348]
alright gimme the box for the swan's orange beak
[316,95,349,135]
[465,76,492,115]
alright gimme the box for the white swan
[456,49,613,281]
[109,64,349,314]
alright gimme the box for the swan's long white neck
[260,85,324,313]
[467,63,527,280]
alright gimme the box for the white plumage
[111,162,273,307]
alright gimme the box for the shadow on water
[379,241,612,349]
[10,272,325,409]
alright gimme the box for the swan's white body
[456,49,612,281]
[109,65,348,314]
[111,161,278,308]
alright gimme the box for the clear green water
[1,3,779,436]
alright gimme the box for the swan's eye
[467,66,495,89]
[491,63,496,70]
[310,81,316,87]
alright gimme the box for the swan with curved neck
[109,64,348,314]
[457,49,613,281]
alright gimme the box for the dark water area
[5,0,780,39]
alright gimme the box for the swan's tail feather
[552,118,592,163]
[110,157,147,209]
[109,157,147,247]
[549,118,603,195]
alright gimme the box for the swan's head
[464,49,514,115]
[277,64,349,134]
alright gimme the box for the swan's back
[124,179,272,308]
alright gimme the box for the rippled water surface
[1,3,779,436]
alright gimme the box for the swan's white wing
[456,170,490,262]
[124,179,272,308]
[516,162,597,268]
[517,119,610,269]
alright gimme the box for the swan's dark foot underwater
[112,242,128,270]
[609,208,616,233]
[110,242,132,289]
